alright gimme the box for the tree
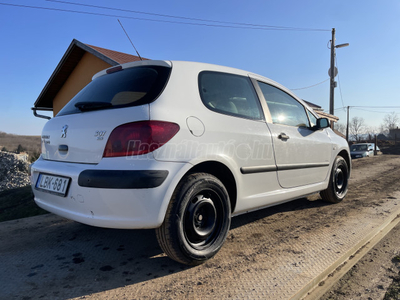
[364,126,379,142]
[335,122,346,135]
[350,116,365,142]
[29,151,41,163]
[381,112,399,135]
[15,144,25,154]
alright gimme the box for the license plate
[35,173,70,197]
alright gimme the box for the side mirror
[315,118,330,130]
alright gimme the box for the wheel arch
[338,149,351,178]
[185,161,237,213]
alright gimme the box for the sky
[1,0,400,135]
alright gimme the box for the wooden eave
[316,111,339,122]
[33,39,137,109]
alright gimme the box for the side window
[307,110,317,127]
[258,82,310,127]
[199,71,263,120]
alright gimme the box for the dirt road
[320,155,400,300]
[2,155,400,299]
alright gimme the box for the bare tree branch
[381,112,399,136]
[335,122,346,135]
[350,117,365,142]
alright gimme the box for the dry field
[0,131,41,158]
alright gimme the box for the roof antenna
[118,19,143,61]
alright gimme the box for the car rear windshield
[57,65,171,116]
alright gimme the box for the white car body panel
[31,156,192,228]
[41,104,149,164]
[267,123,332,188]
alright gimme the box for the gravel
[0,151,30,192]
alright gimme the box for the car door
[194,71,280,208]
[256,81,332,188]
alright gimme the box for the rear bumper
[30,157,190,229]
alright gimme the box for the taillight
[103,121,180,157]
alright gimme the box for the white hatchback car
[31,60,351,265]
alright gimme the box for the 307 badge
[95,130,106,140]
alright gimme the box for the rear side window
[57,66,171,116]
[199,71,263,120]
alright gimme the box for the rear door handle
[278,133,290,140]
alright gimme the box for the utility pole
[346,106,350,142]
[328,28,349,130]
[329,28,336,117]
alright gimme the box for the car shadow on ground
[230,195,331,230]
[6,196,332,299]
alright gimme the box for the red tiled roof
[85,44,147,64]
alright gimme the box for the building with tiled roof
[33,39,145,117]
[303,100,339,125]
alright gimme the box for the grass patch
[0,186,48,222]
[384,275,400,300]
[384,255,400,299]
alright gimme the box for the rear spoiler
[32,107,52,120]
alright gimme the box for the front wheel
[320,156,349,203]
[156,173,231,265]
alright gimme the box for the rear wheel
[156,173,231,265]
[320,156,349,203]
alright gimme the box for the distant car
[350,143,379,159]
[30,60,351,265]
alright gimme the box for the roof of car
[93,60,319,116]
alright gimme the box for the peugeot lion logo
[61,125,68,138]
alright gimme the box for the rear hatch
[41,62,171,164]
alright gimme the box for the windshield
[351,145,368,152]
[57,65,171,116]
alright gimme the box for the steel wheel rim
[334,164,347,197]
[183,191,223,249]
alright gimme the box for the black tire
[155,173,231,265]
[320,156,349,203]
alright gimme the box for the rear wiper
[75,101,112,112]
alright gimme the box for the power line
[352,108,400,114]
[335,107,347,112]
[46,0,330,32]
[290,78,329,90]
[337,106,400,109]
[335,55,346,109]
[335,106,400,115]
[0,2,330,32]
